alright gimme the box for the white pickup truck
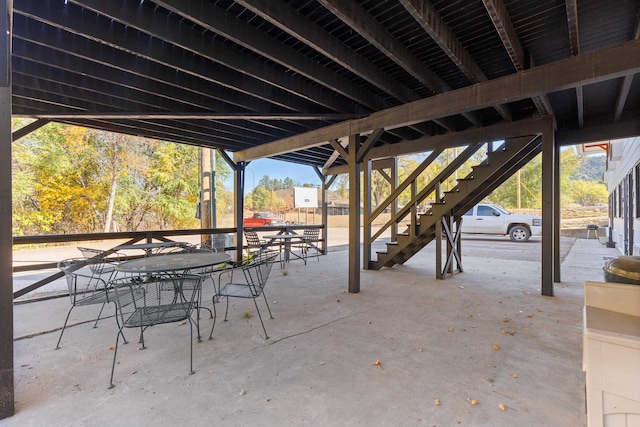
[460,203,541,242]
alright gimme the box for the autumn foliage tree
[12,120,231,235]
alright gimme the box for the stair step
[370,136,541,270]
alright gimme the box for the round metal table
[115,252,231,274]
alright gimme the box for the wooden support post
[348,134,361,293]
[0,0,13,419]
[541,121,555,296]
[235,162,246,263]
[363,158,372,269]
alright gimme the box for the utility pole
[516,169,521,209]
[199,147,214,247]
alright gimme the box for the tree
[570,180,608,205]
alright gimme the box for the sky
[223,158,321,193]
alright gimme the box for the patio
[8,238,617,426]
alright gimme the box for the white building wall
[605,137,640,254]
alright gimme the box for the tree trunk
[103,173,117,232]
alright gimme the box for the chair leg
[253,299,269,340]
[111,302,128,345]
[108,327,123,388]
[262,292,273,319]
[55,306,75,349]
[188,317,195,375]
[93,302,107,328]
[224,297,230,321]
[208,295,218,340]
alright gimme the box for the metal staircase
[368,136,542,270]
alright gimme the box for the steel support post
[348,134,361,293]
[0,0,13,419]
[541,122,556,296]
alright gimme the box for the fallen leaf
[434,399,441,406]
[418,348,423,352]
[239,389,246,396]
[130,370,137,375]
[527,313,534,318]
[493,343,500,350]
[107,346,114,351]
[502,317,510,323]
[499,402,507,411]
[374,360,382,366]
[336,299,340,303]
[511,374,518,378]
[291,345,296,349]
[536,309,543,312]
[468,398,478,405]
[448,328,453,332]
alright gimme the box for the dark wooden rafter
[12,6,347,116]
[481,0,552,116]
[53,0,355,113]
[399,0,511,121]
[317,0,482,128]
[235,0,419,104]
[236,40,640,162]
[12,118,49,141]
[150,0,380,108]
[564,0,583,127]
[614,17,640,122]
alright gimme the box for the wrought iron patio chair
[56,257,122,349]
[295,229,321,262]
[77,246,127,277]
[175,245,222,338]
[108,273,204,388]
[209,252,278,340]
[245,230,269,255]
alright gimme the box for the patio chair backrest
[245,231,266,251]
[58,257,111,306]
[303,229,320,242]
[77,246,123,276]
[242,252,278,296]
[110,274,203,328]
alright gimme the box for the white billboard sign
[294,187,318,208]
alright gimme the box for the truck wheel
[509,225,531,242]
[264,221,271,226]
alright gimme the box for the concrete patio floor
[5,238,619,426]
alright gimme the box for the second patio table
[115,252,231,274]
[263,234,306,266]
